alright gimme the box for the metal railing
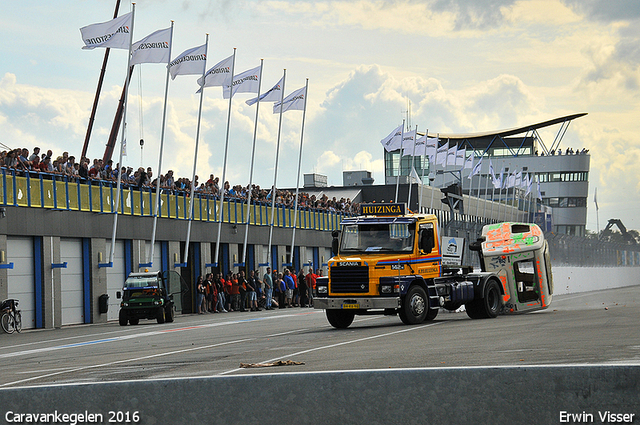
[0,168,350,232]
[545,232,640,267]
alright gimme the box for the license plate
[342,303,360,309]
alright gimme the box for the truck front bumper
[313,297,401,310]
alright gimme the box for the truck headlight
[381,284,393,294]
[121,302,128,307]
[317,286,328,294]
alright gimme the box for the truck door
[512,256,539,303]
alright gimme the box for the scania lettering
[314,203,553,328]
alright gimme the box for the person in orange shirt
[229,273,240,312]
[305,267,317,308]
[223,273,233,312]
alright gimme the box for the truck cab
[314,203,553,328]
[472,222,553,313]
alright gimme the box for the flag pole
[182,34,209,266]
[268,70,286,270]
[418,129,428,213]
[406,125,418,209]
[430,133,440,211]
[595,187,599,234]
[148,21,174,267]
[214,48,237,269]
[527,173,534,222]
[489,176,496,222]
[82,0,122,159]
[289,79,309,267]
[482,170,490,217]
[531,174,545,225]
[241,59,264,267]
[395,119,405,203]
[108,3,135,266]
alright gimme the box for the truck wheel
[399,285,428,325]
[156,307,166,324]
[465,279,501,319]
[483,280,502,318]
[465,301,484,319]
[326,309,355,329]
[118,310,128,326]
[165,305,175,323]
[129,317,139,325]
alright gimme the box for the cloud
[0,73,93,150]
[432,0,517,30]
[562,0,640,23]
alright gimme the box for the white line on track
[0,312,314,360]
[219,320,446,375]
[0,338,252,388]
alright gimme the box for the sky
[1,0,639,232]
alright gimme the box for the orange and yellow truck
[314,203,553,328]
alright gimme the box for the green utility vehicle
[117,271,185,325]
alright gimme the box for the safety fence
[424,206,640,268]
[545,232,640,267]
[0,168,351,231]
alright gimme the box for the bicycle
[1,299,21,334]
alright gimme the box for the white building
[383,113,590,237]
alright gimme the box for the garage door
[145,241,162,272]
[60,238,84,325]
[105,241,126,322]
[6,237,35,329]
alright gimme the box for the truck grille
[330,266,369,293]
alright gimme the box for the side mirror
[331,230,341,256]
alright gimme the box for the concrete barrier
[553,266,640,295]
[1,366,638,425]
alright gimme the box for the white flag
[273,85,306,113]
[223,65,260,99]
[455,148,466,167]
[198,54,233,88]
[470,156,482,179]
[537,179,542,200]
[464,153,474,170]
[408,134,427,157]
[436,144,448,166]
[169,44,206,80]
[130,27,171,66]
[80,12,133,50]
[400,130,417,154]
[380,124,403,152]
[246,76,283,106]
[426,137,438,163]
[507,170,517,188]
[446,145,457,166]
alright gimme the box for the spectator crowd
[0,145,360,214]
[196,266,322,314]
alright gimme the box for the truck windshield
[340,222,415,253]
